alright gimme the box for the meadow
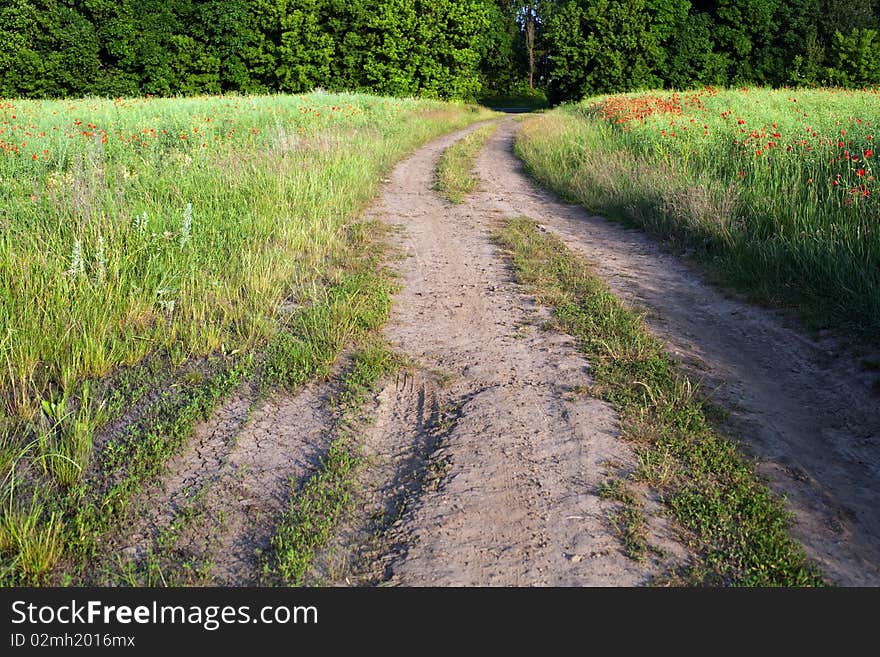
[0,93,489,583]
[515,87,880,341]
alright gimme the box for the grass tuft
[435,123,498,203]
[0,495,64,583]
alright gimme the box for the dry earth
[363,124,686,586]
[103,382,336,585]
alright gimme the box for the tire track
[482,117,880,585]
[106,382,335,585]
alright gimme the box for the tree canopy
[1,0,879,101]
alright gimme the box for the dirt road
[363,124,685,585]
[107,117,880,586]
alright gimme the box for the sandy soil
[106,382,336,585]
[476,118,880,586]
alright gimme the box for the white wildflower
[66,239,85,278]
[157,298,176,315]
[134,211,148,233]
[180,202,192,246]
[156,288,177,315]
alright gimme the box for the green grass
[495,216,823,586]
[515,87,880,342]
[261,342,401,586]
[0,92,491,585]
[435,123,498,203]
[0,93,489,419]
[597,479,649,562]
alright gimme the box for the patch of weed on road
[435,123,499,203]
[261,342,402,586]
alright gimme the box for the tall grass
[0,92,489,583]
[515,87,880,340]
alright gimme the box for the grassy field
[0,92,490,584]
[515,87,880,342]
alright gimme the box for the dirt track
[468,119,880,585]
[106,382,336,585]
[105,117,880,586]
[363,124,685,585]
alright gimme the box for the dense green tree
[414,0,491,98]
[825,28,880,85]
[194,0,262,92]
[479,1,522,94]
[664,10,730,87]
[767,0,822,84]
[710,0,781,83]
[818,0,878,40]
[544,0,666,102]
[0,0,102,97]
[2,0,880,101]
[0,0,47,97]
[361,0,420,95]
[277,0,335,92]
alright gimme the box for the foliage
[825,28,880,86]
[4,1,880,101]
[541,0,880,101]
[0,0,495,100]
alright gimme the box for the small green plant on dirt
[598,479,649,561]
[261,342,402,586]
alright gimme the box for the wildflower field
[515,87,880,340]
[0,93,488,583]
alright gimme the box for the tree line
[1,0,879,102]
